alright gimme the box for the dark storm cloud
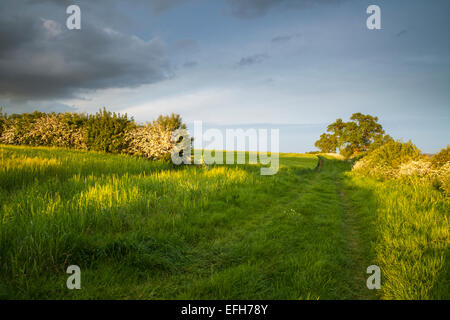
[237,54,269,67]
[0,0,346,101]
[226,0,346,18]
[0,0,171,101]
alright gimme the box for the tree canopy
[315,113,393,157]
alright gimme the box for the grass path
[335,177,376,300]
[318,156,377,300]
[316,156,323,172]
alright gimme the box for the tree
[314,133,338,153]
[315,113,391,157]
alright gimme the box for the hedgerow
[352,141,449,196]
[351,141,423,179]
[0,108,186,161]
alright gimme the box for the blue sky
[0,0,449,153]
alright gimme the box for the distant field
[0,145,448,299]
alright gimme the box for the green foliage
[429,146,450,196]
[352,140,423,179]
[315,113,391,158]
[314,133,337,153]
[362,140,422,168]
[85,108,134,153]
[431,145,450,168]
[0,109,187,161]
[153,113,187,132]
[369,133,394,151]
[343,113,384,152]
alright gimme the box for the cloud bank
[0,0,171,101]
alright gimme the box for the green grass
[0,145,448,299]
[344,174,449,299]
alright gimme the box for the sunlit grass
[345,174,449,299]
[0,144,448,300]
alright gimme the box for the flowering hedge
[125,123,176,161]
[352,141,450,196]
[351,141,422,179]
[0,109,187,161]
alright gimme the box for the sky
[0,0,449,153]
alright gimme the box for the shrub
[431,146,450,168]
[1,111,44,145]
[352,141,423,179]
[125,123,176,161]
[397,160,436,178]
[436,163,450,196]
[85,108,134,153]
[0,120,18,145]
[0,112,88,149]
[125,114,189,161]
[0,109,187,162]
[25,113,87,149]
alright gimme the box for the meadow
[0,145,448,299]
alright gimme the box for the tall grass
[1,145,448,300]
[346,174,449,299]
[3,145,338,299]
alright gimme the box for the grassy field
[0,145,448,299]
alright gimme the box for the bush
[352,141,450,196]
[125,123,176,161]
[26,113,87,149]
[397,160,436,178]
[352,141,423,179]
[85,108,134,153]
[0,112,88,149]
[436,163,450,196]
[1,111,44,145]
[0,119,17,145]
[125,114,188,161]
[431,146,450,168]
[0,109,188,162]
